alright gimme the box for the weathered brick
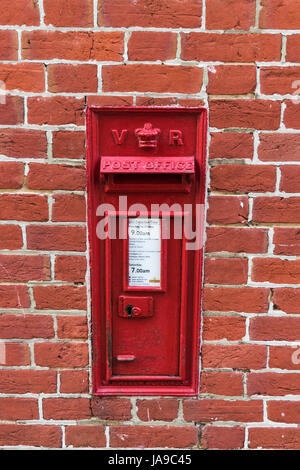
[98,0,202,28]
[109,425,198,448]
[210,132,253,160]
[208,65,256,95]
[128,31,177,61]
[201,425,245,450]
[203,316,246,341]
[33,285,87,310]
[0,162,24,189]
[210,100,281,130]
[203,287,269,313]
[183,399,263,423]
[0,129,47,159]
[34,342,88,367]
[48,64,98,93]
[27,225,86,252]
[102,65,203,94]
[206,0,255,30]
[181,33,281,62]
[22,31,124,62]
[210,164,276,193]
[91,398,132,421]
[65,425,106,448]
[207,196,248,225]
[44,0,93,27]
[202,344,267,370]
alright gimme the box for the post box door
[87,106,207,396]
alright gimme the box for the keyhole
[125,304,134,317]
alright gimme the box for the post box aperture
[86,106,207,396]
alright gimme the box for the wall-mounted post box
[86,106,207,396]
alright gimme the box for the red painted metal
[86,106,207,396]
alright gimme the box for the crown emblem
[135,122,161,149]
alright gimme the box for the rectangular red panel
[86,106,207,396]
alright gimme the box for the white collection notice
[128,218,161,288]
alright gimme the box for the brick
[91,398,132,421]
[128,31,177,61]
[0,128,47,159]
[250,317,300,341]
[249,427,300,450]
[65,425,106,448]
[43,398,91,420]
[206,227,268,254]
[0,398,39,421]
[52,131,85,160]
[204,257,248,285]
[253,197,300,223]
[252,258,300,284]
[273,288,300,314]
[60,370,89,393]
[0,162,24,189]
[0,96,24,125]
[48,64,97,93]
[284,100,300,130]
[86,95,133,106]
[202,344,267,370]
[27,96,85,126]
[102,65,203,94]
[286,35,300,62]
[209,99,281,130]
[0,314,54,339]
[44,0,93,27]
[269,346,300,370]
[260,0,300,29]
[281,165,300,192]
[22,31,124,62]
[206,0,255,29]
[200,371,244,396]
[0,225,23,250]
[203,316,246,341]
[33,286,87,310]
[0,343,30,366]
[0,63,44,92]
[27,163,85,191]
[275,227,300,255]
[178,98,205,107]
[0,255,50,282]
[210,164,276,193]
[247,372,300,396]
[27,225,86,252]
[57,316,88,339]
[258,133,300,162]
[136,399,178,422]
[0,0,40,26]
[0,285,29,309]
[34,342,88,368]
[207,196,248,225]
[261,67,300,95]
[52,194,86,222]
[183,399,263,423]
[203,287,269,313]
[0,370,57,393]
[0,194,48,222]
[210,132,253,160]
[0,424,61,448]
[181,33,281,63]
[136,97,177,107]
[98,0,202,28]
[55,256,86,283]
[109,425,198,449]
[201,425,245,450]
[0,31,18,60]
[208,65,256,95]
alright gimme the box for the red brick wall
[0,0,300,450]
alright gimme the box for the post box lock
[87,106,207,396]
[119,296,153,319]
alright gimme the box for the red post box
[86,106,207,396]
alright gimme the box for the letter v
[112,129,128,145]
